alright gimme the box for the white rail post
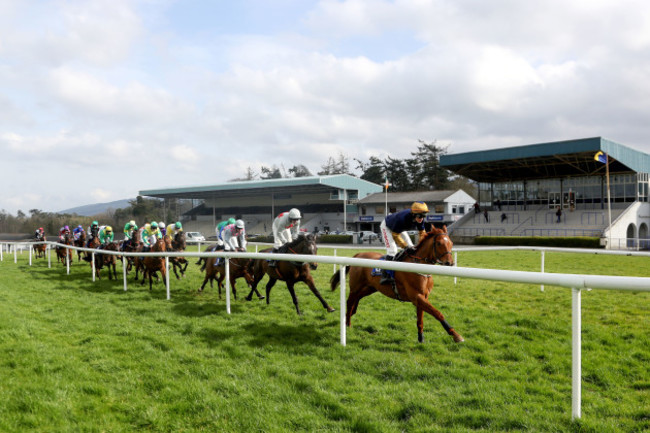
[165,257,170,300]
[340,265,347,346]
[225,256,231,314]
[29,244,33,266]
[454,251,458,285]
[66,248,70,274]
[91,253,96,282]
[333,249,337,273]
[122,255,128,291]
[541,251,545,292]
[1,242,3,261]
[572,287,582,420]
[14,243,18,263]
[48,245,51,268]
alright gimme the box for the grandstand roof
[139,174,382,200]
[359,190,462,204]
[440,137,650,182]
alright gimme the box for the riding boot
[379,255,395,285]
[269,247,279,267]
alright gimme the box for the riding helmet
[235,219,245,229]
[410,201,429,214]
[288,208,301,220]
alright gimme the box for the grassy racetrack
[0,245,648,432]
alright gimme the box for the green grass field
[0,245,648,432]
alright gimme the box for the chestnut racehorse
[246,233,335,315]
[199,253,254,299]
[33,235,47,259]
[96,241,119,280]
[141,236,169,290]
[169,231,188,279]
[330,226,464,343]
[55,233,74,265]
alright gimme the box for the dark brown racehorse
[330,226,464,343]
[168,231,188,279]
[97,241,119,280]
[55,233,74,265]
[141,236,169,290]
[33,235,47,259]
[246,233,335,315]
[74,231,86,261]
[83,235,100,263]
[121,230,142,275]
[199,250,255,299]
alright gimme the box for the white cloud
[2,0,650,215]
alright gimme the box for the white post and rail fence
[1,240,649,421]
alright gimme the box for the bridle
[405,232,453,265]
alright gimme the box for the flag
[594,151,607,164]
[384,177,391,190]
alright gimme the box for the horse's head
[417,225,454,266]
[295,233,318,269]
[173,231,186,250]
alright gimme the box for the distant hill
[58,199,134,216]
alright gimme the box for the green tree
[288,164,312,177]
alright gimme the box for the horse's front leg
[285,281,302,315]
[413,293,464,343]
[265,277,278,305]
[172,260,181,280]
[245,262,264,301]
[303,274,335,313]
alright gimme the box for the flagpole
[606,154,612,249]
[384,177,391,217]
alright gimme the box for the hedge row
[474,236,602,248]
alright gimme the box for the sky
[2,0,650,215]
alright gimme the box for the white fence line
[1,240,649,420]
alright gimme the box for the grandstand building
[440,137,650,249]
[139,175,383,238]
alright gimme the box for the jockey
[215,218,236,246]
[222,220,247,252]
[165,221,183,239]
[123,220,138,247]
[87,221,100,246]
[34,227,45,240]
[58,225,70,242]
[158,221,166,237]
[98,225,114,245]
[72,225,85,241]
[272,208,301,249]
[141,222,160,251]
[217,220,246,266]
[379,201,429,284]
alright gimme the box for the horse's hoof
[327,307,335,313]
[418,332,424,343]
[451,330,465,343]
[257,295,265,300]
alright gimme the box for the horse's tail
[330,265,349,291]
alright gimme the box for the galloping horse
[55,233,74,265]
[246,233,335,315]
[82,235,100,263]
[96,242,119,280]
[169,231,188,279]
[74,231,86,261]
[199,252,254,299]
[141,236,169,290]
[33,235,47,259]
[121,230,142,275]
[330,226,464,343]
